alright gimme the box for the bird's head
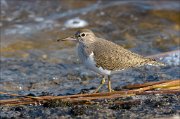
[57,29,96,45]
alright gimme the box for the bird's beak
[57,36,76,42]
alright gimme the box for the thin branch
[0,79,179,106]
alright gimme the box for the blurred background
[0,0,180,118]
[1,0,179,63]
[1,0,180,97]
[1,0,180,95]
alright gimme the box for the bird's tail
[147,60,166,66]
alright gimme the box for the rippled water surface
[0,0,180,118]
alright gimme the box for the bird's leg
[108,75,114,92]
[93,76,106,93]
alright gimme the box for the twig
[122,79,178,89]
[0,79,179,106]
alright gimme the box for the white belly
[76,44,111,76]
[84,52,111,76]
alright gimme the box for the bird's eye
[81,33,85,37]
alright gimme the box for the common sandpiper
[57,29,165,93]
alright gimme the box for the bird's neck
[78,42,91,48]
[77,43,94,61]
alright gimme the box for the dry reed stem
[0,79,179,106]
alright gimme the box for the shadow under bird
[57,29,165,93]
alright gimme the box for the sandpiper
[57,29,165,93]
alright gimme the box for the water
[0,1,180,118]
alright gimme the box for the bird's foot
[93,90,99,93]
[93,78,106,93]
[108,88,114,93]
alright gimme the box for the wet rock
[70,105,88,116]
[26,93,36,97]
[43,100,72,108]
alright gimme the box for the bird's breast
[76,43,87,63]
[76,43,111,76]
[84,52,111,76]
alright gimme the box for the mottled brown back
[89,38,161,71]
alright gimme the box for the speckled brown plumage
[60,29,165,92]
[90,38,163,71]
[76,29,164,71]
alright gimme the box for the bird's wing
[93,39,153,71]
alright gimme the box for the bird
[57,29,165,93]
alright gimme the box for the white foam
[34,17,44,22]
[64,17,88,28]
[161,52,180,66]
